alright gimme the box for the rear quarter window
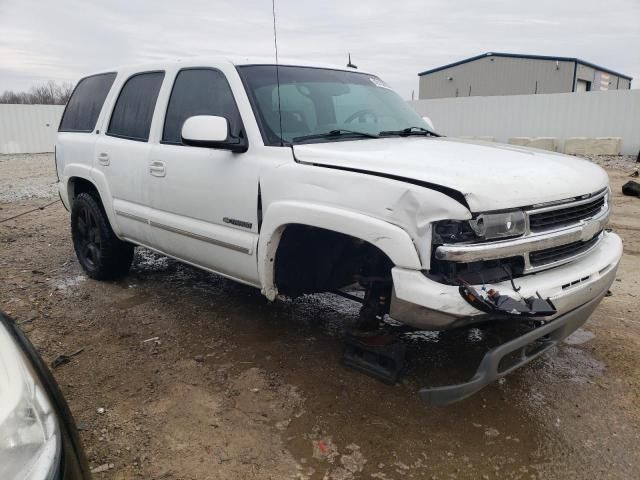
[107,71,165,142]
[58,73,116,132]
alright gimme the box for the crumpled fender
[258,161,471,281]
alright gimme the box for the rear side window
[107,71,164,141]
[162,68,243,145]
[58,73,116,132]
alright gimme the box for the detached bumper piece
[460,285,556,317]
[419,291,605,406]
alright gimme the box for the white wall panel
[410,90,640,155]
[3,94,639,156]
[0,104,65,154]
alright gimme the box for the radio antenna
[347,53,358,69]
[272,0,284,146]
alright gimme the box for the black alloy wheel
[71,192,134,280]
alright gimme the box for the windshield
[237,65,430,145]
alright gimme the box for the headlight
[0,321,61,480]
[433,210,526,244]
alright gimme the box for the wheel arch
[257,201,422,300]
[67,176,100,204]
[65,174,121,237]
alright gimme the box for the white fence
[410,89,640,155]
[2,92,640,155]
[0,104,64,154]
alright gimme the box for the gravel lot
[1,153,639,479]
[0,153,58,202]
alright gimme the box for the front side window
[59,73,116,132]
[162,68,243,145]
[107,71,164,141]
[237,65,428,145]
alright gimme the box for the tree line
[0,80,74,105]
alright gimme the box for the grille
[529,195,605,232]
[529,233,601,267]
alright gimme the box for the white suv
[56,57,622,404]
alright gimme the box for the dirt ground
[1,153,639,479]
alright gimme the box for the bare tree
[0,80,75,105]
[58,82,74,104]
[0,90,25,104]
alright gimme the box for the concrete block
[591,137,622,155]
[508,137,532,146]
[508,137,558,151]
[527,137,559,152]
[564,137,591,155]
[564,137,622,155]
[474,136,498,142]
[458,136,498,142]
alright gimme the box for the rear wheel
[71,192,134,280]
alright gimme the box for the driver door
[147,68,260,285]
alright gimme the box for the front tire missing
[71,192,134,280]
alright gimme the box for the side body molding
[257,200,422,300]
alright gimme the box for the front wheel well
[274,224,394,297]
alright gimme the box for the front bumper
[419,286,609,406]
[390,231,622,330]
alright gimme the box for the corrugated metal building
[418,52,633,99]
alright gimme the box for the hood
[292,137,609,212]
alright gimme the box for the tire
[71,192,134,280]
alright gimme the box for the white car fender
[63,164,121,237]
[257,200,423,300]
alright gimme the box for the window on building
[107,71,165,141]
[58,73,116,132]
[162,68,243,145]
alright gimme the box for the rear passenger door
[147,68,260,285]
[94,71,165,246]
[57,72,116,203]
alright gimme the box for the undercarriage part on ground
[340,280,403,383]
[342,331,407,384]
[354,281,391,331]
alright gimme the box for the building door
[576,80,591,92]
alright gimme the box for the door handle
[97,152,110,166]
[149,160,166,177]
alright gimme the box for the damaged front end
[416,188,612,330]
[459,285,556,318]
[383,188,622,405]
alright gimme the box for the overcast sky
[1,0,638,99]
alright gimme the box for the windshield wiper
[292,129,379,143]
[379,126,440,137]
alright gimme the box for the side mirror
[422,116,435,131]
[181,115,247,153]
